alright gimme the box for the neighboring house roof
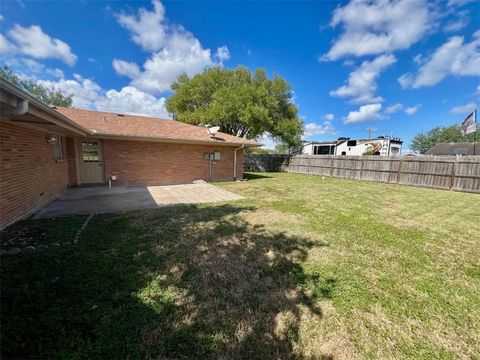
[55,107,259,147]
[425,142,479,155]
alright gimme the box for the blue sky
[0,0,479,149]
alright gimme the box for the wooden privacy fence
[243,154,480,193]
[244,153,291,172]
[288,155,480,193]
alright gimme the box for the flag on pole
[459,110,477,135]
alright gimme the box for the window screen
[82,142,100,162]
[53,136,63,160]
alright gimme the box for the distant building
[425,142,479,156]
[300,136,403,156]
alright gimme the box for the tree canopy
[410,125,476,154]
[0,66,73,107]
[165,66,303,147]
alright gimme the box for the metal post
[474,109,477,155]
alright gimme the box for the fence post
[307,156,312,174]
[396,157,403,184]
[360,157,365,180]
[450,156,457,191]
[330,156,334,177]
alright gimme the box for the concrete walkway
[33,183,243,219]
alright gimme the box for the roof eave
[0,78,90,136]
[89,132,260,147]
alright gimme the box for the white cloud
[115,0,167,52]
[215,45,230,62]
[257,133,279,150]
[38,75,169,118]
[113,0,226,94]
[38,75,102,108]
[404,104,421,115]
[46,68,65,79]
[0,34,16,55]
[345,103,382,124]
[385,103,403,114]
[330,54,396,104]
[451,102,477,114]
[7,24,77,66]
[323,0,432,60]
[444,10,469,33]
[112,59,141,78]
[324,113,335,121]
[127,33,213,93]
[95,86,169,118]
[400,31,480,88]
[22,58,44,73]
[304,121,336,137]
[413,54,424,65]
[447,0,476,7]
[397,73,413,89]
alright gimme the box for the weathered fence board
[243,153,290,172]
[453,157,480,193]
[245,154,480,193]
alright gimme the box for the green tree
[247,147,273,154]
[410,125,476,154]
[0,66,73,107]
[363,148,376,156]
[166,66,303,147]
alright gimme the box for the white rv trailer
[300,137,403,156]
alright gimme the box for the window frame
[81,141,100,162]
[313,145,333,155]
[53,135,63,160]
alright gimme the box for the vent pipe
[1,98,29,117]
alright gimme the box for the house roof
[55,107,259,147]
[1,78,259,147]
[425,142,479,155]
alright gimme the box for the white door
[79,140,104,184]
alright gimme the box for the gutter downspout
[233,144,245,180]
[1,98,28,117]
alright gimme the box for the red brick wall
[0,121,70,229]
[103,140,244,186]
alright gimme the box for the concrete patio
[33,183,243,219]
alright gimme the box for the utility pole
[367,127,372,139]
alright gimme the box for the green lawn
[1,172,479,359]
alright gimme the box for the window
[82,142,100,162]
[347,140,357,147]
[53,135,63,160]
[313,145,332,155]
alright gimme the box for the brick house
[0,78,258,229]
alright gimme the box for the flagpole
[475,108,477,156]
